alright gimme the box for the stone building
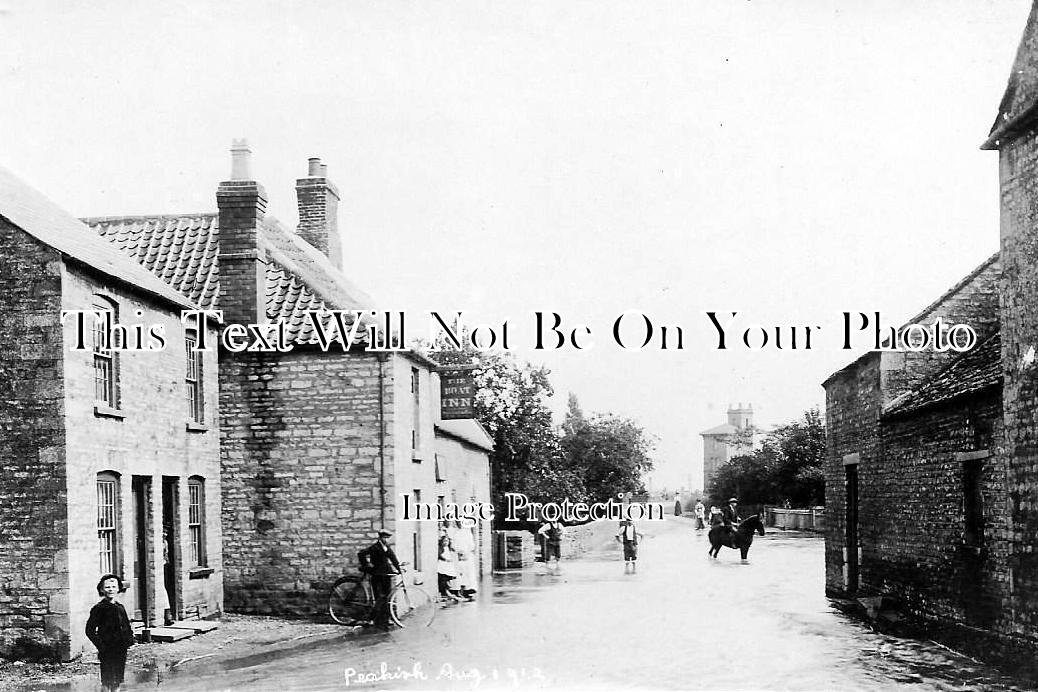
[822,3,1038,657]
[433,419,494,578]
[0,165,223,660]
[81,143,485,616]
[699,403,756,493]
[822,253,1001,599]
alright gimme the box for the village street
[30,516,1034,692]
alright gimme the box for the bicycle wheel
[389,584,436,627]
[328,576,373,625]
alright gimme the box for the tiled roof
[882,332,1002,418]
[86,214,219,309]
[823,252,1000,387]
[83,211,377,345]
[0,165,196,311]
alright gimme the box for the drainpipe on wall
[377,352,389,529]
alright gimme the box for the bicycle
[328,566,437,628]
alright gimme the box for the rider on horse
[721,497,741,543]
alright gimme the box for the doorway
[161,477,179,622]
[845,464,859,593]
[130,477,152,622]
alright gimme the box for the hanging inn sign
[439,366,476,420]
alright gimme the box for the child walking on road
[616,519,642,572]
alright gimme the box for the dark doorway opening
[161,477,179,623]
[846,464,859,593]
[131,476,152,623]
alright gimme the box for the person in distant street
[615,519,641,572]
[694,499,706,530]
[722,497,742,543]
[358,529,401,628]
[674,497,683,516]
[709,505,723,526]
[537,520,565,570]
[86,574,135,692]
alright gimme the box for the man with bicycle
[358,529,401,628]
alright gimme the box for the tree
[560,394,655,503]
[708,408,825,507]
[431,346,583,523]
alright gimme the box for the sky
[0,0,1031,493]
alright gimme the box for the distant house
[700,403,756,493]
[82,144,485,616]
[822,2,1038,658]
[0,165,223,661]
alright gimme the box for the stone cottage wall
[823,354,883,595]
[824,259,1001,597]
[60,265,222,659]
[867,395,1009,631]
[997,129,1038,642]
[220,348,394,615]
[0,221,67,660]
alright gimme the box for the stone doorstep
[144,627,195,643]
[168,620,219,633]
[136,619,219,642]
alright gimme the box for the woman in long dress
[448,521,478,601]
[437,527,459,601]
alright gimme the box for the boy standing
[85,574,135,692]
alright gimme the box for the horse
[708,514,765,559]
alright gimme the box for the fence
[765,507,825,532]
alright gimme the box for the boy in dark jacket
[86,574,135,691]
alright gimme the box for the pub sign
[439,366,476,420]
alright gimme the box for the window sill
[411,454,422,463]
[188,567,214,580]
[186,422,209,433]
[94,405,125,420]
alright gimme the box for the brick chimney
[217,139,268,325]
[295,157,342,269]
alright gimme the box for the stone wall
[997,129,1038,640]
[866,394,1008,632]
[219,348,396,615]
[61,265,222,659]
[823,354,883,594]
[823,257,1001,597]
[0,221,67,660]
[433,431,493,579]
[0,219,223,661]
[391,357,440,591]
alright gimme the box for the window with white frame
[185,331,204,423]
[97,472,120,574]
[187,476,207,566]
[92,299,119,407]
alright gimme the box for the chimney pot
[230,139,253,181]
[296,158,341,269]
